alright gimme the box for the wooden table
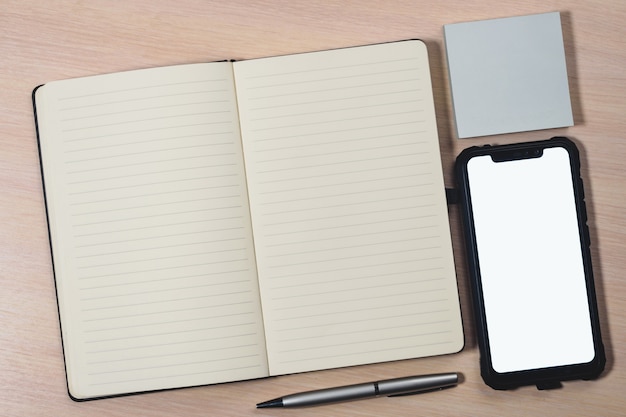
[2,1,625,415]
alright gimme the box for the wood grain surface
[1,1,625,415]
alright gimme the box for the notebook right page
[233,40,463,375]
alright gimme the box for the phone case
[455,137,605,390]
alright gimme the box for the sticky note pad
[444,12,573,138]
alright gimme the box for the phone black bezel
[455,137,605,390]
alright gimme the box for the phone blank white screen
[467,147,595,373]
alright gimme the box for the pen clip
[387,385,456,397]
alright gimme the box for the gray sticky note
[444,12,573,138]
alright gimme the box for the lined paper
[36,41,464,400]
[234,41,464,375]
[36,63,268,399]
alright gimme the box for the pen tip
[256,398,283,408]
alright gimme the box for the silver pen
[256,372,459,408]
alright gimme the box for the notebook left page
[34,63,269,400]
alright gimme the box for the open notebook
[33,40,463,400]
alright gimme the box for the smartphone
[455,137,605,389]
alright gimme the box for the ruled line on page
[78,269,251,291]
[65,153,237,175]
[72,196,232,217]
[253,141,423,164]
[64,143,232,164]
[57,78,228,101]
[75,236,246,257]
[275,329,452,351]
[71,208,243,228]
[74,224,245,243]
[82,301,255,324]
[256,174,429,197]
[261,204,434,228]
[275,338,456,365]
[87,354,263,376]
[245,68,419,90]
[60,100,222,122]
[80,277,252,302]
[61,111,221,133]
[268,268,445,291]
[62,120,233,144]
[250,110,420,133]
[266,262,444,283]
[76,258,252,281]
[67,174,238,196]
[68,184,237,207]
[254,152,431,175]
[243,57,417,79]
[265,251,444,270]
[264,237,440,259]
[247,79,421,101]
[66,163,234,184]
[271,303,450,325]
[76,248,247,271]
[249,122,426,144]
[262,197,432,217]
[86,342,259,364]
[253,129,425,153]
[275,318,450,338]
[81,306,253,331]
[247,89,420,111]
[64,133,229,154]
[269,282,446,303]
[86,364,264,387]
[250,99,422,122]
[258,187,436,207]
